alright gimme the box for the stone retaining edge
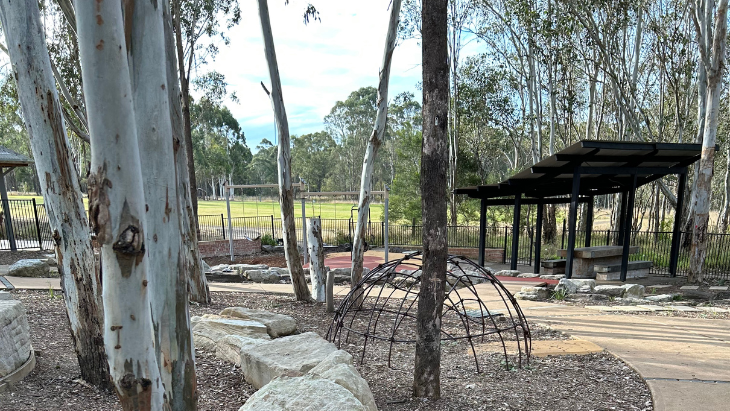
[0,348,36,393]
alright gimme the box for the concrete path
[517,302,730,411]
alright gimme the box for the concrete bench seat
[540,259,566,275]
[594,261,652,281]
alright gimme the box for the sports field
[9,195,385,220]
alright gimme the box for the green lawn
[10,195,385,221]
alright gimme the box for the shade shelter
[455,140,705,281]
[0,147,34,251]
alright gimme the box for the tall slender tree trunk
[172,0,199,223]
[0,0,110,389]
[163,0,210,305]
[257,0,311,301]
[77,1,164,408]
[690,0,728,282]
[413,0,448,399]
[719,141,730,232]
[129,1,198,408]
[351,0,401,288]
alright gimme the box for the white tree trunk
[129,1,197,408]
[257,0,311,301]
[720,141,730,232]
[76,1,164,408]
[351,0,401,288]
[307,218,325,302]
[0,0,109,389]
[162,0,210,304]
[689,0,728,282]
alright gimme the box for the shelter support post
[620,174,638,282]
[478,198,487,267]
[510,193,521,270]
[618,191,629,245]
[669,172,687,277]
[0,168,16,251]
[384,188,389,262]
[565,171,581,279]
[534,202,543,274]
[585,196,594,247]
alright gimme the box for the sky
[198,1,424,152]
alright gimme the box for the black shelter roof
[455,140,704,199]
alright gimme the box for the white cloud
[199,1,423,150]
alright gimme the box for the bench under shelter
[455,140,706,282]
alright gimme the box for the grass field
[9,195,385,220]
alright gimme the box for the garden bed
[0,290,652,410]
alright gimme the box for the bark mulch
[1,290,653,411]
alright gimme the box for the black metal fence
[6,202,730,280]
[0,199,53,250]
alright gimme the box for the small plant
[551,289,567,301]
[608,296,615,302]
[261,233,277,246]
[672,294,684,301]
[47,282,59,300]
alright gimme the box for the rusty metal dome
[327,252,531,372]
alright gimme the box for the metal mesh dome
[326,252,531,372]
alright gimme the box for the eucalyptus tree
[171,0,241,219]
[257,0,311,301]
[413,0,449,398]
[0,0,109,390]
[688,0,729,282]
[351,0,402,295]
[77,0,165,406]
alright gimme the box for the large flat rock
[0,300,32,378]
[220,307,297,338]
[239,374,365,411]
[191,315,270,353]
[215,335,266,366]
[6,260,51,278]
[239,332,338,389]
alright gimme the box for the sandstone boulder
[594,285,624,297]
[6,259,51,278]
[239,332,338,389]
[0,300,32,378]
[0,292,11,301]
[495,270,520,277]
[220,307,297,338]
[215,335,266,366]
[555,278,596,294]
[239,374,365,411]
[621,284,645,299]
[307,350,376,411]
[245,269,281,283]
[191,316,270,346]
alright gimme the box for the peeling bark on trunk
[257,0,311,301]
[307,218,325,302]
[351,0,401,290]
[413,0,448,399]
[172,0,199,223]
[689,0,728,283]
[129,0,198,408]
[720,142,730,233]
[163,0,210,305]
[77,1,164,408]
[0,0,110,389]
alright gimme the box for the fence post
[221,213,226,240]
[528,228,533,267]
[32,199,43,249]
[502,226,508,264]
[561,219,566,249]
[606,229,610,246]
[270,215,275,239]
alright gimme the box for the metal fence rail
[5,204,730,280]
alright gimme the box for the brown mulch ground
[1,290,652,411]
